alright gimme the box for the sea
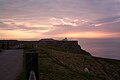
[76,38,120,60]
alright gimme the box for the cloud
[0,20,48,32]
[0,21,17,30]
[82,0,120,16]
[0,0,120,39]
[96,15,120,23]
[94,21,120,33]
[1,0,120,19]
[43,20,120,38]
[50,17,88,27]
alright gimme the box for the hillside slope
[37,41,120,80]
[38,48,120,80]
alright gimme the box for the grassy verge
[38,48,98,80]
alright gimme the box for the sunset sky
[0,0,120,40]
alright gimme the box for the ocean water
[77,38,120,60]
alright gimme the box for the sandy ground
[0,50,23,80]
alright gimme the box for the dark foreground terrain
[1,40,120,80]
[19,40,120,80]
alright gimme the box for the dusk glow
[0,0,120,40]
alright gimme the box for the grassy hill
[38,48,120,80]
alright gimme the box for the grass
[38,47,120,80]
[38,48,103,80]
[38,48,87,80]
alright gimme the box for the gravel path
[0,50,23,80]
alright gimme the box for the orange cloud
[52,32,120,38]
[0,17,120,40]
[2,19,52,27]
[0,30,41,40]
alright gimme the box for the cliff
[38,40,91,56]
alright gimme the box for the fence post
[26,50,39,80]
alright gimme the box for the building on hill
[40,38,56,41]
[62,38,68,41]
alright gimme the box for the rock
[84,68,90,73]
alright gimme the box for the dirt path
[0,50,23,80]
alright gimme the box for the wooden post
[26,50,39,80]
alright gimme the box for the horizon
[0,37,120,60]
[0,37,120,41]
[0,0,120,39]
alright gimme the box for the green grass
[38,48,103,80]
[38,49,87,80]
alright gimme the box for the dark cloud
[0,21,17,30]
[1,0,120,19]
[83,0,120,17]
[94,21,120,33]
[96,15,120,23]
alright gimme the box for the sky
[0,0,120,40]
